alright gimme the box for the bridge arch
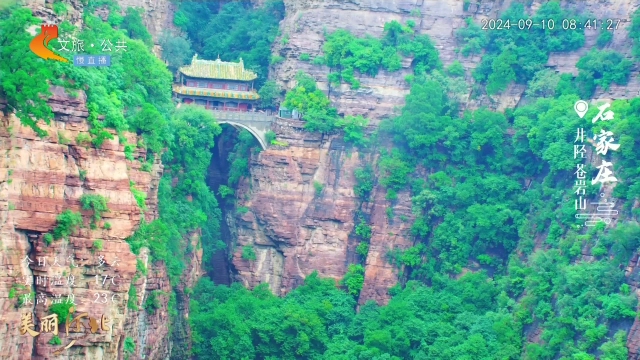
[217,120,268,150]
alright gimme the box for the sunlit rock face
[0,87,171,360]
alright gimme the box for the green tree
[52,210,83,241]
[336,115,369,147]
[258,80,280,109]
[575,49,632,98]
[0,9,57,136]
[354,165,375,200]
[447,60,465,77]
[525,69,560,98]
[599,331,628,360]
[49,302,74,324]
[455,17,488,56]
[283,72,338,133]
[596,29,613,48]
[341,264,365,296]
[80,194,109,229]
[486,45,517,94]
[159,30,193,71]
[121,7,152,46]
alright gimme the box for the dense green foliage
[337,115,369,147]
[257,80,281,109]
[124,336,136,360]
[455,17,488,57]
[322,20,441,89]
[0,8,172,153]
[282,72,337,132]
[144,290,163,314]
[471,2,585,94]
[0,8,57,135]
[49,335,62,345]
[353,165,375,201]
[341,264,365,296]
[173,0,284,88]
[190,272,524,359]
[121,7,152,46]
[159,30,194,72]
[130,181,148,211]
[608,99,640,209]
[283,72,369,139]
[4,2,640,360]
[127,106,223,285]
[226,129,260,187]
[575,49,632,98]
[378,22,640,356]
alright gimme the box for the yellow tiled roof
[179,54,258,81]
[173,85,260,100]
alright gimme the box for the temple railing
[210,109,274,122]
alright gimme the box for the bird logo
[29,24,69,63]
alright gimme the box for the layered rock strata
[0,87,169,360]
[230,118,414,305]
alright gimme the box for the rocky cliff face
[230,118,415,305]
[116,0,177,41]
[274,0,640,115]
[0,87,171,360]
[232,0,640,309]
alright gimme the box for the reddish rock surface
[0,87,169,360]
[231,118,414,305]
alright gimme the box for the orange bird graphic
[29,24,69,63]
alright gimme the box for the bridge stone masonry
[211,110,275,150]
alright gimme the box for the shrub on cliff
[124,337,136,359]
[472,2,585,94]
[341,264,365,296]
[51,210,83,241]
[121,7,152,46]
[336,115,369,147]
[49,302,74,325]
[129,181,147,211]
[127,105,224,285]
[0,9,172,154]
[353,165,375,201]
[144,290,163,314]
[455,17,488,57]
[574,49,632,98]
[80,194,109,229]
[241,245,257,262]
[321,21,440,86]
[282,72,339,133]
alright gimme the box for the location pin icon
[574,100,589,118]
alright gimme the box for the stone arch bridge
[211,110,275,150]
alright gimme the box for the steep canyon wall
[0,87,179,360]
[232,0,640,307]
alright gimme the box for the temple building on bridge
[173,54,260,112]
